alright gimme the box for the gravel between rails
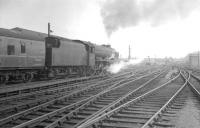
[0,78,107,119]
[0,72,132,118]
[0,69,161,128]
[0,68,156,120]
[141,72,200,128]
[0,69,153,128]
[78,72,186,128]
[24,70,164,128]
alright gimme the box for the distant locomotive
[0,27,118,84]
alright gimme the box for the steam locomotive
[0,27,119,84]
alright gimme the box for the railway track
[188,73,200,91]
[0,65,157,98]
[0,72,131,109]
[40,70,172,128]
[78,71,186,128]
[0,69,162,128]
[181,70,189,79]
[0,68,155,127]
[0,77,108,118]
[0,70,139,118]
[0,75,106,98]
[140,74,200,128]
[0,68,155,117]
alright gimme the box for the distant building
[187,52,200,67]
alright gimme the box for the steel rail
[188,72,200,91]
[0,75,106,95]
[187,73,200,98]
[10,71,160,128]
[71,70,169,128]
[0,78,107,118]
[0,70,134,97]
[1,71,134,96]
[190,73,200,83]
[0,77,103,102]
[0,70,139,127]
[77,69,177,128]
[141,71,188,128]
[141,71,200,128]
[43,70,164,128]
[77,72,183,128]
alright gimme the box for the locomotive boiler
[94,44,119,69]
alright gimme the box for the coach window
[7,45,15,55]
[21,43,26,53]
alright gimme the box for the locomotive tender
[0,27,118,83]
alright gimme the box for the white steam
[107,59,143,74]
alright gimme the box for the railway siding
[0,69,161,128]
[0,69,150,120]
[36,71,163,128]
[0,78,107,119]
[77,70,179,128]
[78,72,185,128]
[0,70,145,128]
[142,72,200,128]
[0,75,106,97]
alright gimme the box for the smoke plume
[101,0,200,36]
[107,59,143,74]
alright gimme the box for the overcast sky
[1,0,200,58]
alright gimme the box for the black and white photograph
[0,0,200,128]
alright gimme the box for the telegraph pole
[48,23,50,37]
[128,44,131,60]
[198,51,200,67]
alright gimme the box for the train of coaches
[0,27,119,84]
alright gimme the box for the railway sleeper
[71,115,88,120]
[125,107,159,113]
[111,114,152,120]
[99,122,142,128]
[103,118,146,125]
[0,100,41,115]
[38,108,53,113]
[0,71,154,127]
[119,110,155,115]
[77,111,94,116]
[62,121,77,126]
[81,108,100,112]
[87,104,102,109]
[92,103,108,108]
[133,103,163,107]
[93,101,110,105]
[130,106,162,110]
[153,121,175,127]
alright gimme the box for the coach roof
[0,27,93,46]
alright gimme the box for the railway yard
[2,0,200,127]
[0,64,200,128]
